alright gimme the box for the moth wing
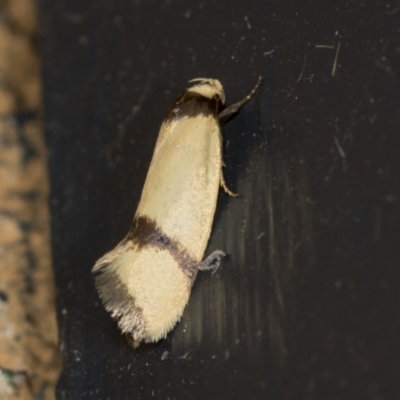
[93,107,224,344]
[136,114,222,260]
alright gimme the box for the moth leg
[199,250,226,275]
[218,76,262,120]
[220,174,239,197]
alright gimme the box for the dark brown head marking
[164,91,221,124]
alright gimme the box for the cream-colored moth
[93,77,261,347]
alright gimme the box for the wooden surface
[39,0,400,398]
[0,1,60,399]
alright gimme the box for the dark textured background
[38,0,400,398]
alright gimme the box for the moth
[93,77,261,347]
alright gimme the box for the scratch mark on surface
[331,42,341,76]
[297,55,307,83]
[386,5,400,14]
[178,348,194,360]
[244,16,251,29]
[334,136,346,158]
[118,79,153,141]
[264,49,275,56]
[363,39,391,102]
[375,60,397,81]
[231,36,245,60]
[315,44,335,49]
[257,232,265,239]
[288,54,306,94]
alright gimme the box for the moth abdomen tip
[92,251,148,346]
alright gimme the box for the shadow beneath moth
[92,77,262,347]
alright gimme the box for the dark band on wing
[164,91,221,123]
[126,215,198,281]
[93,257,146,340]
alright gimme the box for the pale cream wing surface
[116,246,191,340]
[136,114,222,261]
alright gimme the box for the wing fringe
[92,245,147,342]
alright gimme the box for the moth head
[187,78,225,105]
